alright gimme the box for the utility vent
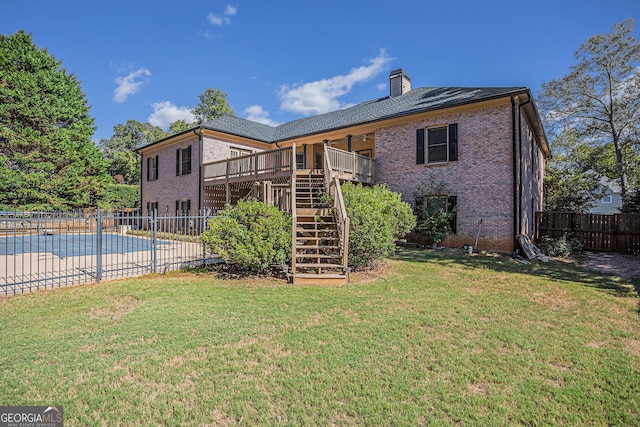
[389,68,411,98]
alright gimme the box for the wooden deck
[202,145,376,186]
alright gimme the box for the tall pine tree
[0,30,109,210]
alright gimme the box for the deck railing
[203,146,294,182]
[326,146,376,184]
[203,145,375,185]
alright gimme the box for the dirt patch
[577,252,640,281]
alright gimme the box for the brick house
[137,69,550,283]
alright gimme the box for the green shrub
[341,182,416,269]
[414,203,452,245]
[98,183,140,210]
[537,234,583,258]
[201,199,291,272]
[412,177,455,245]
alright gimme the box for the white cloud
[278,49,391,116]
[376,82,387,91]
[148,101,195,129]
[207,5,237,26]
[202,30,218,40]
[207,12,229,26]
[244,105,279,126]
[113,68,151,103]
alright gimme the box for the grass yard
[1,248,639,426]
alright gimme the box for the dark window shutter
[175,200,180,215]
[448,196,458,234]
[416,129,425,164]
[176,149,181,176]
[146,157,150,181]
[448,123,458,161]
[155,155,159,180]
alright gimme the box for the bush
[412,176,455,245]
[201,199,291,272]
[98,183,140,210]
[537,234,583,258]
[341,182,416,269]
[414,203,452,245]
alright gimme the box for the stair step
[295,273,347,279]
[292,273,347,285]
[296,208,333,216]
[296,229,337,234]
[296,254,342,259]
[294,262,343,268]
[296,244,340,250]
[296,221,336,230]
[296,221,336,225]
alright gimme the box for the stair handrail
[323,144,349,269]
[291,143,297,277]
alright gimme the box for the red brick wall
[141,134,201,214]
[141,134,267,214]
[518,115,545,239]
[375,104,517,252]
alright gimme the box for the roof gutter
[511,96,518,252]
[193,128,203,211]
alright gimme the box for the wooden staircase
[292,171,348,285]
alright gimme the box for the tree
[169,119,191,135]
[543,165,603,212]
[621,189,640,213]
[541,128,604,212]
[539,19,640,201]
[0,30,110,210]
[191,88,234,124]
[99,120,167,184]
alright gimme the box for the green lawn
[1,248,639,426]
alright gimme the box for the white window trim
[427,125,449,164]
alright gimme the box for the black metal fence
[0,209,215,296]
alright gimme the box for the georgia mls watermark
[0,406,63,427]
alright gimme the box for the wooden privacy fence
[535,212,640,254]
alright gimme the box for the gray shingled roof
[201,86,527,143]
[139,86,528,149]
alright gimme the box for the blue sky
[2,0,639,142]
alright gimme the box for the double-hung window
[416,124,458,164]
[147,155,159,181]
[175,199,191,215]
[176,146,192,176]
[146,201,158,215]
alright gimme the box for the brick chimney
[389,69,411,97]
